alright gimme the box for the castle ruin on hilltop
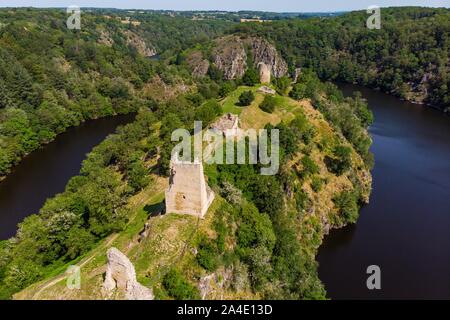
[165,157,215,218]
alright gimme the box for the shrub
[162,269,200,300]
[238,90,255,106]
[333,191,359,224]
[242,68,260,86]
[289,83,307,100]
[311,175,324,192]
[295,188,310,213]
[272,76,291,95]
[196,236,219,272]
[195,99,222,126]
[219,81,237,98]
[301,156,319,177]
[325,145,352,176]
[259,95,277,113]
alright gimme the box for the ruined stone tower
[165,158,215,218]
[258,62,271,84]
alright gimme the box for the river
[0,114,136,240]
[317,84,450,299]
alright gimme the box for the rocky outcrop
[212,35,288,81]
[97,29,114,47]
[123,30,157,57]
[186,51,210,78]
[257,86,276,95]
[293,67,302,83]
[213,36,248,80]
[248,37,288,78]
[103,247,154,300]
[198,269,233,300]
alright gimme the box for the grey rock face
[186,51,210,78]
[213,36,248,80]
[123,30,157,57]
[103,247,154,300]
[212,36,288,81]
[248,37,288,78]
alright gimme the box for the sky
[0,0,449,12]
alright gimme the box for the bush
[259,95,277,113]
[333,191,359,224]
[295,188,310,213]
[311,175,324,192]
[162,269,200,300]
[242,68,260,86]
[196,236,219,272]
[238,91,255,106]
[300,156,319,177]
[272,76,291,95]
[195,99,222,126]
[325,145,352,176]
[219,81,237,98]
[289,83,307,100]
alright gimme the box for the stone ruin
[103,247,154,300]
[210,113,240,138]
[257,86,276,95]
[165,158,215,218]
[257,62,271,84]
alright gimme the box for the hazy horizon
[0,1,448,13]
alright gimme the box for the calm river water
[317,84,450,299]
[0,114,135,240]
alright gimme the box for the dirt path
[31,234,118,300]
[28,177,168,300]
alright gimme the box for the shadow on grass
[144,201,165,218]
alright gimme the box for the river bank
[0,113,136,240]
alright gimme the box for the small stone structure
[165,158,215,218]
[211,113,240,138]
[258,62,271,83]
[293,67,302,83]
[257,86,276,95]
[103,247,154,300]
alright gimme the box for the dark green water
[317,84,450,299]
[0,114,135,240]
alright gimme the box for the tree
[195,99,222,126]
[325,145,352,175]
[162,269,200,300]
[242,68,260,86]
[219,81,237,98]
[333,191,359,223]
[289,83,307,100]
[273,76,291,95]
[238,90,255,106]
[259,95,277,113]
[300,155,319,177]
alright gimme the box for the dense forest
[1,7,448,179]
[0,8,232,179]
[231,7,450,111]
